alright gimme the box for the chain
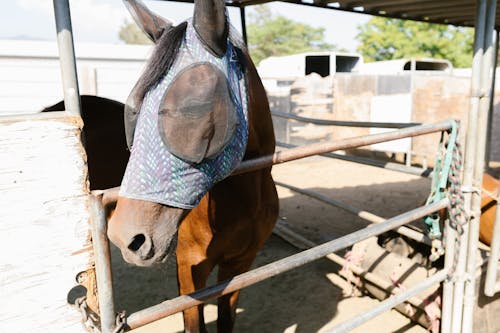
[75,296,101,333]
[113,311,127,333]
[444,139,468,276]
[74,296,127,333]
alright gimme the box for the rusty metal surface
[125,199,449,329]
[411,75,471,160]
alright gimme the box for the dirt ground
[111,155,435,333]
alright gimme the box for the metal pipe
[451,1,487,331]
[239,6,247,45]
[89,194,116,333]
[125,199,449,329]
[485,188,500,296]
[485,29,499,168]
[99,186,120,206]
[52,0,82,117]
[234,120,454,175]
[463,1,497,331]
[441,208,457,332]
[271,110,421,128]
[274,181,433,246]
[276,141,433,178]
[272,219,433,313]
[326,269,449,333]
[96,121,444,202]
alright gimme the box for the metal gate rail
[274,181,432,246]
[88,120,456,332]
[125,200,449,329]
[90,193,449,331]
[234,120,453,175]
[327,269,449,333]
[271,110,421,128]
[276,141,433,177]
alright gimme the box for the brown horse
[479,172,499,245]
[106,1,278,332]
[42,95,129,191]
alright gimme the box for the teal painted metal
[424,120,459,240]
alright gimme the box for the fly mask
[119,19,248,209]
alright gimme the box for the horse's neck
[242,52,276,159]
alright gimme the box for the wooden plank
[0,115,91,332]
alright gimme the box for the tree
[247,5,336,65]
[356,17,474,68]
[118,21,152,45]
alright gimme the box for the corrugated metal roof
[164,0,498,28]
[278,0,497,28]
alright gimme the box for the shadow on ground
[110,176,431,332]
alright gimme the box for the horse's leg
[175,195,216,333]
[216,257,255,333]
[177,255,214,333]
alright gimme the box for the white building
[0,39,151,115]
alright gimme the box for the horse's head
[108,0,248,266]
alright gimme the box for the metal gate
[49,0,500,332]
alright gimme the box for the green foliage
[118,21,152,45]
[356,17,474,68]
[247,5,336,65]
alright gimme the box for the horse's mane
[134,20,249,103]
[135,21,188,102]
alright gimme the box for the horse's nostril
[128,234,146,252]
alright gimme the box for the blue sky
[0,0,371,52]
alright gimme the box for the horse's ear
[193,0,228,56]
[123,0,172,43]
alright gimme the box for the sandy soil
[111,155,433,333]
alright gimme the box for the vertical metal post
[486,29,499,168]
[462,0,497,332]
[451,1,487,332]
[240,6,248,45]
[90,194,116,333]
[441,215,456,332]
[485,188,500,296]
[406,59,417,167]
[53,0,82,117]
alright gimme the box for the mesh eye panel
[119,19,248,209]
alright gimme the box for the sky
[0,0,371,52]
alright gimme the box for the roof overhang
[158,0,499,29]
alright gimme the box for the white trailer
[257,51,363,92]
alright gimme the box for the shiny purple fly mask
[119,20,248,209]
